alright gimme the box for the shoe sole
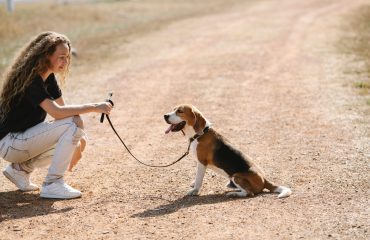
[40,193,82,199]
[2,170,38,192]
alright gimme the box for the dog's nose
[164,114,169,120]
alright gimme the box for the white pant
[0,117,84,183]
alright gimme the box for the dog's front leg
[187,162,206,196]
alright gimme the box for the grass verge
[0,0,245,78]
[338,4,370,105]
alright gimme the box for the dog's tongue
[165,124,175,134]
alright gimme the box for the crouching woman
[0,32,113,199]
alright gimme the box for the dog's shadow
[131,193,239,218]
[0,190,73,222]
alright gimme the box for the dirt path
[1,0,369,239]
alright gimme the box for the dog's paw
[226,180,238,189]
[190,181,195,188]
[186,188,200,196]
[226,191,251,198]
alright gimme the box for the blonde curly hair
[0,31,71,119]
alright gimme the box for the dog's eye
[177,109,183,114]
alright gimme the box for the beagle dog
[164,104,292,198]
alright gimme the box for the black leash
[99,92,208,168]
[104,114,192,167]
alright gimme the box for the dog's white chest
[190,139,198,156]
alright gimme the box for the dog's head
[164,104,208,136]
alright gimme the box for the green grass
[354,82,370,89]
[338,5,370,100]
[0,0,245,77]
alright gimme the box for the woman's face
[48,43,70,73]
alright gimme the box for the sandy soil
[0,0,369,239]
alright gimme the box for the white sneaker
[2,165,39,191]
[40,180,81,199]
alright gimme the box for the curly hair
[0,31,71,119]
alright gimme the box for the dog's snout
[164,114,172,124]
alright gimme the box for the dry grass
[338,5,370,104]
[0,0,243,77]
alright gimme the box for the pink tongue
[165,124,174,134]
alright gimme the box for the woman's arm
[40,98,112,120]
[55,96,65,106]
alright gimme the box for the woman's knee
[61,116,86,145]
[72,115,84,129]
[70,126,86,145]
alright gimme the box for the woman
[0,31,113,199]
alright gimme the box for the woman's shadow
[131,193,239,218]
[0,190,73,222]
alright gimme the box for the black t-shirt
[0,73,62,139]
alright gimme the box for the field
[0,0,369,239]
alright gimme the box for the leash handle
[100,92,113,123]
[100,113,105,123]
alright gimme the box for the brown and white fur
[164,104,292,198]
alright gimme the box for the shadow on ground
[0,190,73,222]
[131,193,242,218]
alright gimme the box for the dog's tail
[264,179,292,198]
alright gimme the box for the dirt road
[1,0,369,239]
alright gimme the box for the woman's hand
[95,102,113,115]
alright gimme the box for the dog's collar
[189,126,210,142]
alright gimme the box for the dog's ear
[193,110,206,133]
[187,108,197,127]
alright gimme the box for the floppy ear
[187,109,197,127]
[193,110,206,133]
